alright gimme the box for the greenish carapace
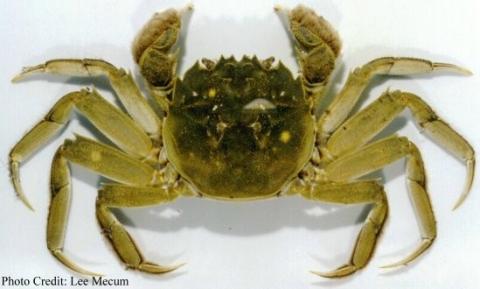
[10,3,474,280]
[165,56,315,199]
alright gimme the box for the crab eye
[243,98,276,111]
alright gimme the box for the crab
[9,4,475,278]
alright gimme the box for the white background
[1,0,479,288]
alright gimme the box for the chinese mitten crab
[10,4,475,278]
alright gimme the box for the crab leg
[325,136,436,269]
[96,184,185,273]
[48,147,100,275]
[12,59,162,137]
[293,181,388,278]
[61,135,155,185]
[317,57,471,142]
[325,90,475,209]
[9,89,153,210]
[46,136,169,275]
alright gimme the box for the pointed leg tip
[381,238,433,269]
[452,194,467,211]
[453,158,475,211]
[138,261,185,274]
[10,167,35,211]
[52,250,101,276]
[458,68,473,76]
[14,186,35,211]
[11,64,45,82]
[168,262,186,272]
[464,69,473,76]
[11,74,24,83]
[11,72,28,83]
[434,63,473,76]
[20,197,35,211]
[452,183,472,210]
[457,66,473,76]
[310,265,358,278]
[310,270,335,278]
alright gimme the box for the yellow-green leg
[62,135,155,185]
[12,59,161,137]
[317,57,471,142]
[47,147,100,275]
[9,89,154,210]
[46,136,176,275]
[292,181,388,278]
[326,90,475,208]
[96,184,185,273]
[325,136,436,269]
